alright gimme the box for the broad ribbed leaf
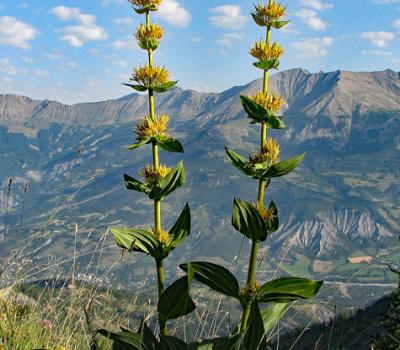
[128,138,151,150]
[243,301,266,350]
[180,261,240,299]
[261,153,305,179]
[123,83,148,92]
[232,197,269,242]
[124,174,150,194]
[271,20,290,29]
[225,147,256,178]
[240,96,286,129]
[138,322,157,350]
[97,329,143,350]
[155,135,184,153]
[261,303,288,333]
[169,203,191,248]
[110,228,158,255]
[151,81,178,93]
[253,59,279,71]
[257,277,323,303]
[158,336,187,350]
[151,161,185,200]
[188,335,242,350]
[158,272,195,321]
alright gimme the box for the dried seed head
[135,114,169,139]
[139,164,172,184]
[249,138,280,165]
[135,23,164,42]
[132,64,170,86]
[251,91,284,113]
[250,41,284,61]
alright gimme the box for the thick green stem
[156,259,167,335]
[240,241,259,331]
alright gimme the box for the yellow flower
[251,91,284,113]
[135,114,169,139]
[254,202,277,221]
[250,41,284,62]
[139,164,172,184]
[135,23,164,43]
[150,228,172,245]
[129,0,163,8]
[132,64,170,87]
[249,138,280,165]
[253,1,287,25]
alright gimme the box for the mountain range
[0,69,399,306]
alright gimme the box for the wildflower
[150,227,172,245]
[254,202,277,221]
[253,1,287,26]
[132,64,170,87]
[251,91,284,113]
[128,0,163,9]
[139,164,172,184]
[250,41,284,62]
[135,114,169,139]
[249,138,280,165]
[135,23,164,43]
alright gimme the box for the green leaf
[155,135,184,153]
[240,96,286,129]
[122,83,148,92]
[139,39,160,51]
[257,277,323,303]
[253,59,280,71]
[261,153,305,179]
[225,147,256,178]
[151,161,185,200]
[138,322,157,350]
[188,335,241,350]
[169,203,191,248]
[158,268,195,321]
[232,197,269,242]
[265,201,279,233]
[110,228,159,255]
[261,303,288,333]
[180,261,240,299]
[124,174,150,195]
[243,301,266,350]
[128,138,151,150]
[158,336,187,350]
[151,81,178,93]
[271,20,290,29]
[97,329,143,350]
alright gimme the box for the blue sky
[0,0,400,104]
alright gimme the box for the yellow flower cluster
[249,138,280,165]
[150,228,172,245]
[139,164,172,184]
[250,41,284,62]
[254,202,277,221]
[129,0,163,8]
[135,23,164,43]
[252,91,284,113]
[135,114,169,139]
[132,64,170,86]
[253,1,287,24]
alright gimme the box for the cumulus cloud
[295,9,328,30]
[110,37,137,50]
[113,17,134,26]
[300,0,333,10]
[157,0,191,27]
[32,68,49,77]
[290,36,333,57]
[51,6,108,47]
[209,5,247,30]
[0,16,38,49]
[101,0,124,5]
[361,31,394,47]
[0,58,21,75]
[216,32,243,47]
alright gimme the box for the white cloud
[51,6,108,47]
[112,59,129,68]
[0,16,38,49]
[110,38,137,50]
[216,32,243,47]
[158,0,191,27]
[18,3,28,8]
[361,31,394,47]
[32,68,49,77]
[0,58,20,75]
[362,49,393,57]
[393,19,400,28]
[101,0,124,5]
[22,56,34,63]
[300,0,333,10]
[209,5,248,30]
[290,36,333,57]
[190,36,203,43]
[295,9,327,30]
[113,17,134,26]
[46,51,64,60]
[375,0,400,3]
